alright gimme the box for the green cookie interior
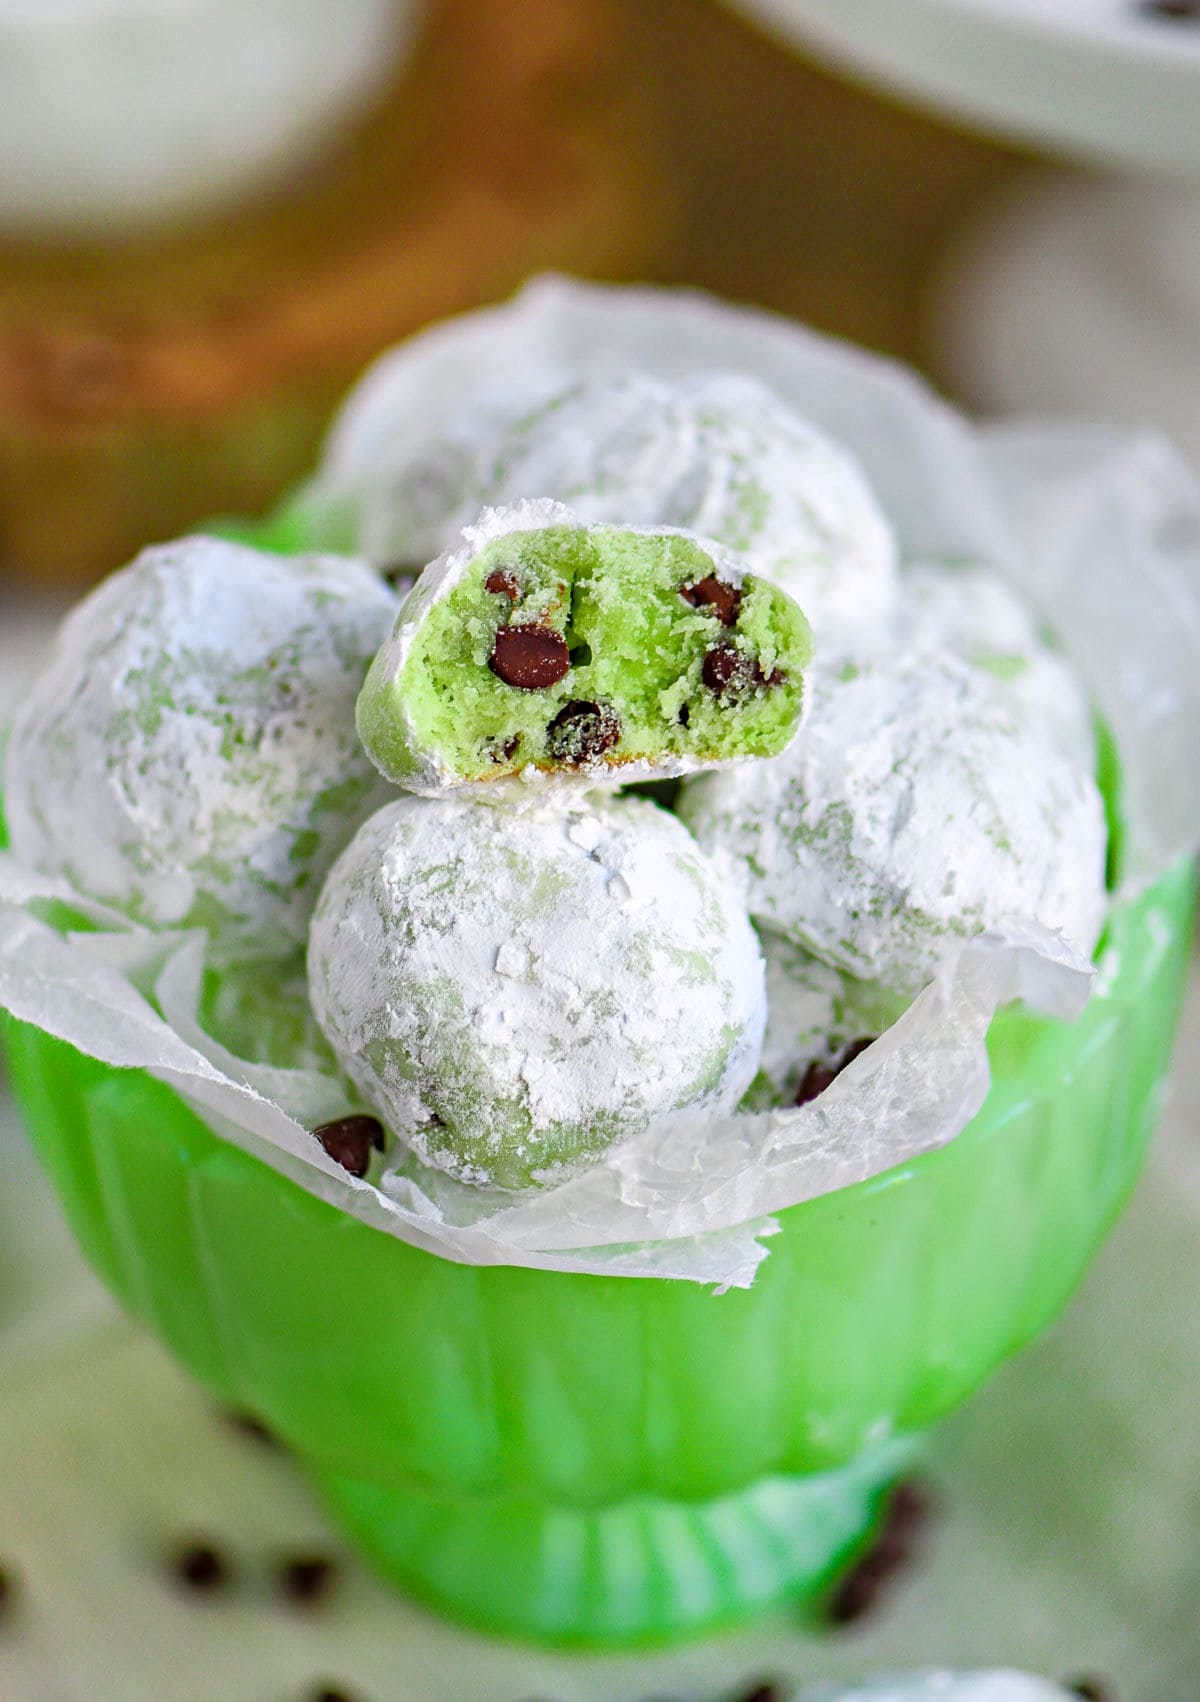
[358,526,811,786]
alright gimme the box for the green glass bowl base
[0,859,1194,1649]
[312,1440,917,1648]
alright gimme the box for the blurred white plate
[723,0,1200,173]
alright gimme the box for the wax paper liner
[3,277,1200,1288]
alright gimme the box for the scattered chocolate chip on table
[170,1540,230,1593]
[279,1554,338,1608]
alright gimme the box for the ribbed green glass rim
[2,857,1192,1515]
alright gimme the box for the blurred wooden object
[0,0,669,587]
[629,0,1035,368]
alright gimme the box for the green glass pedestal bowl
[2,857,1193,1646]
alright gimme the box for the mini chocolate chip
[485,568,520,600]
[308,1688,359,1702]
[490,624,571,690]
[171,1541,229,1592]
[866,1479,934,1572]
[702,643,745,696]
[546,699,621,765]
[1068,1682,1114,1702]
[312,1116,383,1178]
[828,1548,891,1623]
[280,1554,337,1607]
[487,733,520,764]
[795,1060,837,1105]
[681,575,742,626]
[838,1036,877,1071]
[1137,0,1199,19]
[732,1685,782,1702]
[223,1409,279,1448]
[701,643,785,702]
[678,702,690,727]
[827,1476,932,1625]
[0,1564,15,1622]
[884,1476,933,1536]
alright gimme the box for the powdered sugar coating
[345,369,899,635]
[799,1675,1078,1702]
[747,931,908,1109]
[898,560,1095,771]
[307,792,767,1190]
[3,536,398,963]
[679,650,1108,996]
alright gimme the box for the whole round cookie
[3,536,398,963]
[335,369,899,635]
[799,1675,1083,1702]
[307,792,766,1190]
[745,931,908,1110]
[898,560,1095,772]
[678,650,1108,996]
[356,499,811,794]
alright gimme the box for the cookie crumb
[1068,1680,1114,1702]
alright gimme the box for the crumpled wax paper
[3,276,1200,1289]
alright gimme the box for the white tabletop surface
[2,596,1199,1699]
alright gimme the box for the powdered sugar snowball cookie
[307,791,767,1191]
[3,535,399,964]
[899,560,1096,773]
[678,650,1109,997]
[744,931,909,1110]
[344,369,900,635]
[799,1675,1083,1702]
[356,499,811,795]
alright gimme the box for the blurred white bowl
[724,0,1200,175]
[0,0,421,235]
